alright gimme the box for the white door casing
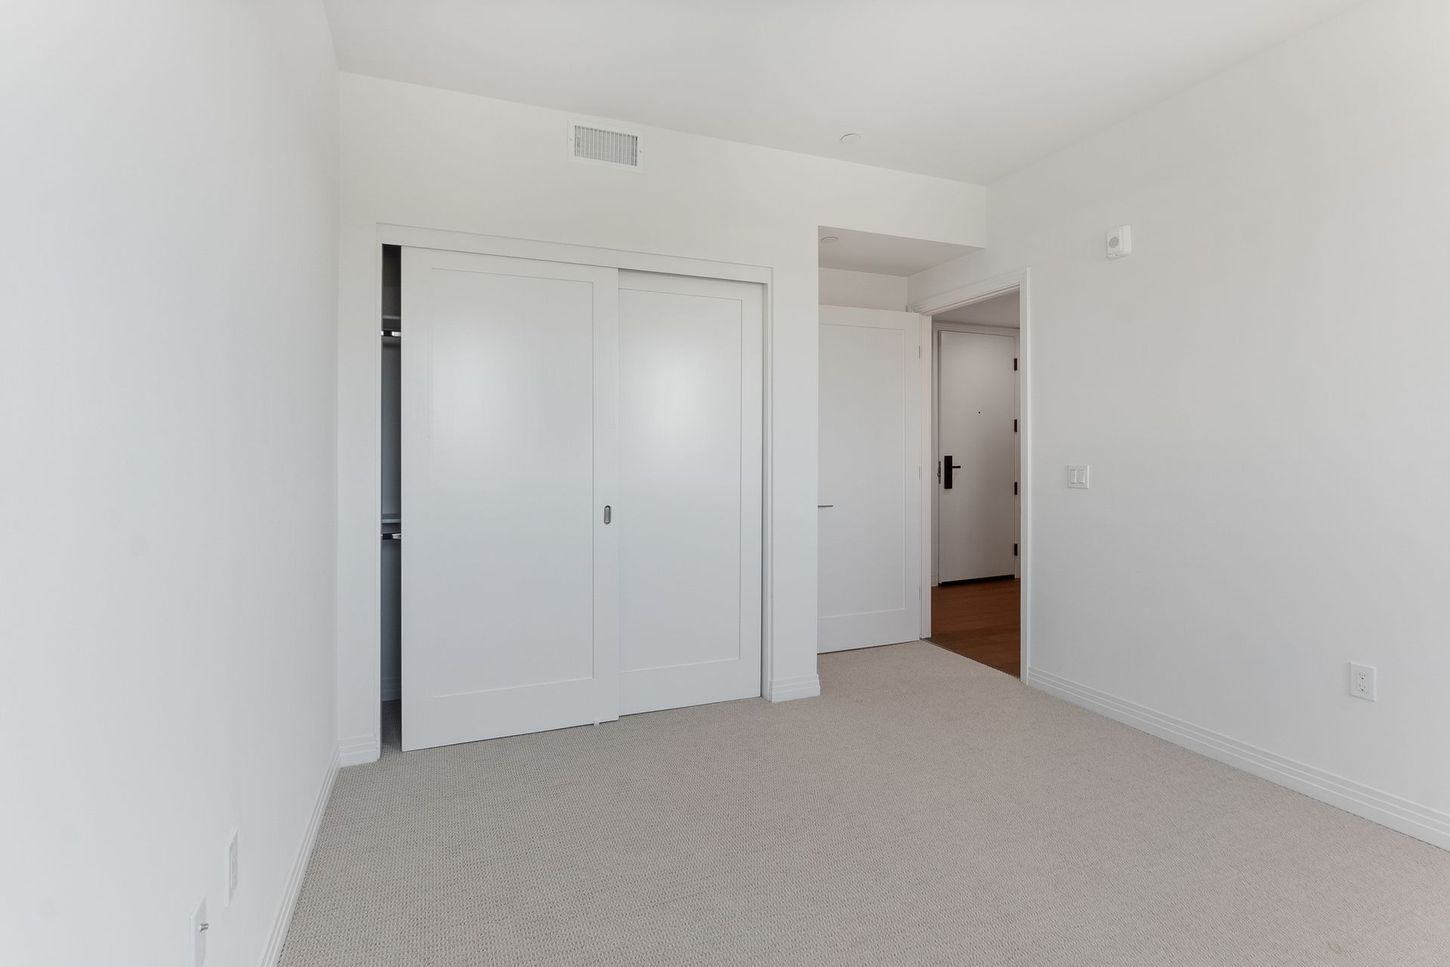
[936,329,1018,583]
[617,272,764,714]
[400,248,619,750]
[817,306,924,652]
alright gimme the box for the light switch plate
[1067,465,1090,489]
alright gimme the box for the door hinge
[1013,419,1018,433]
[1013,543,1019,557]
[1013,357,1018,371]
[1013,481,1019,495]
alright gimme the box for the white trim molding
[257,749,339,967]
[765,673,821,703]
[1030,667,1450,852]
[366,225,782,730]
[337,733,380,767]
[911,267,1027,317]
[377,224,770,284]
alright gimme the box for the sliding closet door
[617,272,763,714]
[400,248,619,751]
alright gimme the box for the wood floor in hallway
[929,577,1020,677]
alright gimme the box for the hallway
[929,578,1020,677]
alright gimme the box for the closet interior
[380,244,401,745]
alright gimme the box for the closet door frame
[374,224,774,728]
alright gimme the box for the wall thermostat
[1106,225,1132,260]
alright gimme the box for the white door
[817,306,923,652]
[937,329,1018,583]
[617,272,763,714]
[400,248,619,751]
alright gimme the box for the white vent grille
[571,123,640,168]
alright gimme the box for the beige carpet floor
[279,643,1450,966]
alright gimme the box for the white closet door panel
[817,306,924,652]
[937,329,1018,582]
[617,272,762,715]
[401,248,618,751]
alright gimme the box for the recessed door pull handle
[603,505,612,525]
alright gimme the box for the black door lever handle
[943,455,963,489]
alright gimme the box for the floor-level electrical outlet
[1349,662,1377,701]
[225,831,239,905]
[190,898,208,967]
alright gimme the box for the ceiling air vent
[570,122,641,169]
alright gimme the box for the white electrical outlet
[1348,662,1377,701]
[190,898,208,967]
[225,831,239,905]
[1066,464,1090,489]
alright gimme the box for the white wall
[819,267,909,310]
[911,0,1450,846]
[336,74,986,759]
[1,3,340,965]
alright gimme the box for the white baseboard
[257,748,339,967]
[337,733,379,766]
[765,673,821,702]
[1029,667,1450,852]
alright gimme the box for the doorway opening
[811,233,1029,678]
[927,287,1023,677]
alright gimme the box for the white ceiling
[818,227,976,276]
[936,291,1019,329]
[323,0,1358,183]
